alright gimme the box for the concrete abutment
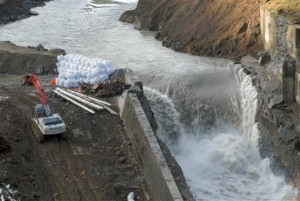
[260,6,300,105]
[118,69,194,201]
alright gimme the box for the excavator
[21,74,66,143]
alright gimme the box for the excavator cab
[31,106,66,143]
[34,104,46,118]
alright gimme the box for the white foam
[112,0,137,3]
[88,2,117,8]
[144,82,299,201]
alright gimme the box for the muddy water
[0,0,298,200]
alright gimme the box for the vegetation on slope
[264,0,300,23]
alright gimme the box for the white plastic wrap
[55,54,115,88]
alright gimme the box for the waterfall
[239,68,260,148]
[144,87,185,146]
[144,67,298,201]
[0,0,297,198]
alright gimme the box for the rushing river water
[0,0,298,200]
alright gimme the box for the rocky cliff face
[0,0,51,24]
[241,58,300,190]
[120,0,264,59]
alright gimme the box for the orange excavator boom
[21,74,52,117]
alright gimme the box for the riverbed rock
[258,51,271,66]
[35,44,45,51]
[29,9,38,15]
[0,0,50,24]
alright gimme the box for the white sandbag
[106,67,115,75]
[100,68,107,75]
[98,62,106,69]
[56,53,115,86]
[57,79,63,87]
[102,74,109,81]
[57,55,64,62]
[127,192,135,201]
[103,60,112,68]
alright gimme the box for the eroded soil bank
[0,41,65,75]
[120,0,263,59]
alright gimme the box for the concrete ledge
[287,25,300,62]
[119,92,183,201]
[260,7,277,57]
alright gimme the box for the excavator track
[30,118,45,143]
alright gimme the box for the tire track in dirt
[1,75,147,201]
[38,136,99,201]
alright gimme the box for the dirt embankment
[120,0,264,59]
[0,42,193,200]
[0,41,65,75]
[0,0,50,24]
[0,41,150,200]
[0,75,148,201]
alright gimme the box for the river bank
[120,0,263,60]
[1,0,299,199]
[120,0,300,195]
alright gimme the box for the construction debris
[79,80,131,98]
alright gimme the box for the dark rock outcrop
[0,0,51,24]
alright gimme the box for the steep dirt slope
[120,0,263,59]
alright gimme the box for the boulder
[29,9,39,16]
[258,51,271,66]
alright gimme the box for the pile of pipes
[52,88,117,115]
[56,54,115,88]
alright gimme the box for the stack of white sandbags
[56,54,115,88]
